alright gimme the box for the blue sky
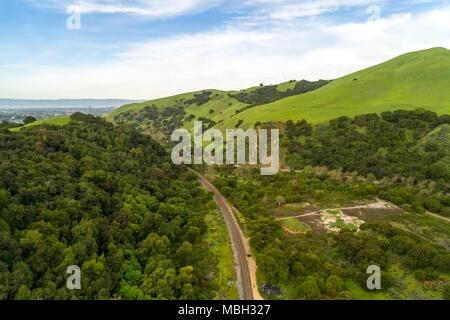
[1,0,450,99]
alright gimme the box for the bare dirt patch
[320,209,365,232]
[297,215,327,233]
[276,200,404,234]
[271,203,321,218]
[343,207,403,221]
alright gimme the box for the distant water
[0,105,120,109]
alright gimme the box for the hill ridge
[220,47,450,128]
[106,47,450,131]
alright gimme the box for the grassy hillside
[108,79,308,122]
[22,48,450,135]
[108,80,329,136]
[221,47,450,128]
[107,89,245,122]
[10,116,71,132]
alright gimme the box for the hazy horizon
[0,98,142,108]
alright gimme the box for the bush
[23,116,37,125]
[444,284,450,300]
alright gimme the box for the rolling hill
[222,47,450,128]
[108,80,328,137]
[106,89,246,125]
[107,80,317,122]
[109,47,450,132]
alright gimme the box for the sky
[1,0,450,99]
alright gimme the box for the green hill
[107,89,244,122]
[107,79,320,123]
[222,48,450,128]
[108,80,328,137]
[23,48,450,134]
[108,90,247,138]
[10,116,71,132]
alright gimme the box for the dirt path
[426,211,450,223]
[189,169,263,300]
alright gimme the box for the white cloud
[27,0,384,19]
[245,0,383,20]
[2,6,450,99]
[26,0,221,18]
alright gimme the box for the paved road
[189,169,260,300]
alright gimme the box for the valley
[1,48,449,301]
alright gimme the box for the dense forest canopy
[202,109,450,300]
[209,164,450,300]
[283,110,450,199]
[1,108,449,300]
[0,113,222,300]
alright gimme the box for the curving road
[189,168,262,300]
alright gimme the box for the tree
[325,275,345,297]
[176,242,193,266]
[444,284,450,300]
[0,114,224,300]
[23,116,37,125]
[81,256,113,299]
[291,262,305,278]
[0,189,10,208]
[298,278,321,300]
[14,285,32,300]
[275,196,286,208]
[258,247,289,284]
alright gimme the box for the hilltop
[109,48,450,132]
[223,48,450,128]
